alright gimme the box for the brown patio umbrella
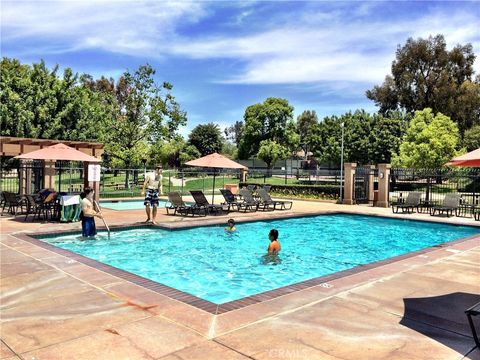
[15,143,101,162]
[445,148,480,167]
[185,153,247,203]
[15,143,101,191]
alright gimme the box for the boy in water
[267,229,281,254]
[225,219,236,233]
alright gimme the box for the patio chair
[189,190,224,215]
[474,207,480,221]
[430,193,462,217]
[220,189,257,212]
[391,192,422,214]
[166,192,206,217]
[2,192,26,216]
[24,194,45,221]
[256,188,293,210]
[239,189,273,211]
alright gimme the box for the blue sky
[2,1,479,137]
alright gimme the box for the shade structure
[14,143,101,162]
[445,148,480,167]
[185,153,247,203]
[14,143,101,193]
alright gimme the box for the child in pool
[267,229,281,254]
[225,219,236,233]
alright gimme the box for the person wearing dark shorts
[141,166,163,224]
[80,187,103,238]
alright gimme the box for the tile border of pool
[14,211,480,315]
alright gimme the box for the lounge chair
[391,192,422,214]
[220,189,257,212]
[166,192,206,217]
[239,189,273,211]
[430,193,462,217]
[189,190,224,215]
[256,188,293,210]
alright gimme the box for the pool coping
[14,211,480,315]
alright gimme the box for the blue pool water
[40,215,479,304]
[100,200,171,210]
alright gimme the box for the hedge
[240,182,339,199]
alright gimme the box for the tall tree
[0,58,111,141]
[224,121,244,147]
[462,125,480,152]
[101,64,186,171]
[392,108,461,168]
[238,97,297,159]
[310,110,409,166]
[296,110,318,157]
[366,35,479,135]
[188,123,223,156]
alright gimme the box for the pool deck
[1,198,479,359]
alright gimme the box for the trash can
[225,184,238,194]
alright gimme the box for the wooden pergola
[1,137,104,199]
[0,136,104,158]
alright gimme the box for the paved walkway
[1,199,479,359]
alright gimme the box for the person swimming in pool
[225,218,236,233]
[267,229,281,254]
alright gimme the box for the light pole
[339,122,345,203]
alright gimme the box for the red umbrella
[185,153,247,203]
[446,148,480,167]
[14,143,101,162]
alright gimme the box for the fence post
[343,163,356,205]
[168,171,171,193]
[368,165,375,204]
[44,160,56,191]
[376,163,391,208]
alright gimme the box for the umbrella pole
[212,171,216,204]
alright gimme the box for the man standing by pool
[141,165,163,224]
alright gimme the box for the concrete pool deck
[1,198,479,359]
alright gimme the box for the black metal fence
[389,168,480,205]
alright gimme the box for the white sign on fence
[87,164,101,182]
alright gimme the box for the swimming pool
[38,215,479,304]
[100,200,171,210]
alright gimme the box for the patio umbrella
[14,143,101,191]
[445,148,480,167]
[185,153,247,203]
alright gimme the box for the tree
[366,35,479,135]
[462,125,480,151]
[188,123,223,156]
[238,97,297,159]
[392,108,461,168]
[0,58,112,141]
[221,142,238,159]
[224,121,244,147]
[102,64,186,171]
[296,110,318,157]
[257,140,288,177]
[310,110,409,166]
[150,137,201,168]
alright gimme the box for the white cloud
[2,1,478,85]
[1,0,206,57]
